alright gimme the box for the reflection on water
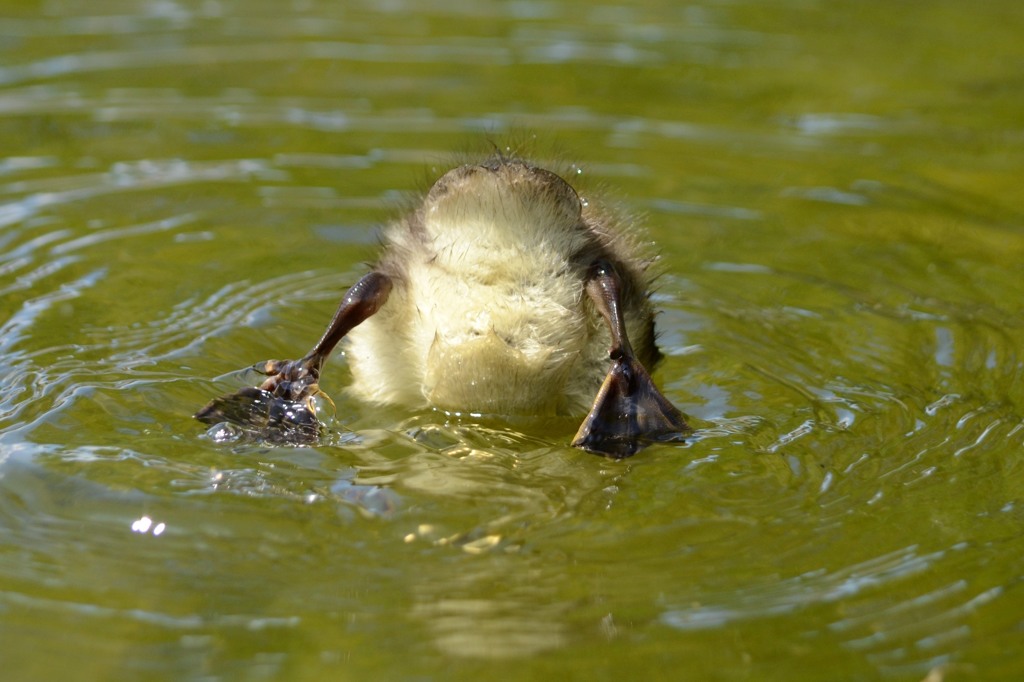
[2,0,1024,679]
[411,559,570,659]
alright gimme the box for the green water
[2,1,1023,679]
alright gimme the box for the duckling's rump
[344,159,659,416]
[196,156,688,457]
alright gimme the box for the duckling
[196,156,689,457]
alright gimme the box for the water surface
[2,1,1023,679]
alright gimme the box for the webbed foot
[194,385,321,442]
[194,356,324,441]
[194,272,392,443]
[572,355,689,458]
[572,260,690,457]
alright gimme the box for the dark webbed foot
[571,354,689,457]
[194,272,392,441]
[572,261,690,458]
[194,386,321,442]
[194,356,325,438]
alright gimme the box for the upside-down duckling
[196,156,689,457]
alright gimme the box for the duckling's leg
[302,271,393,374]
[259,270,393,395]
[195,272,392,432]
[572,261,689,458]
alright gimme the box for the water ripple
[660,540,1006,674]
[0,159,277,230]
